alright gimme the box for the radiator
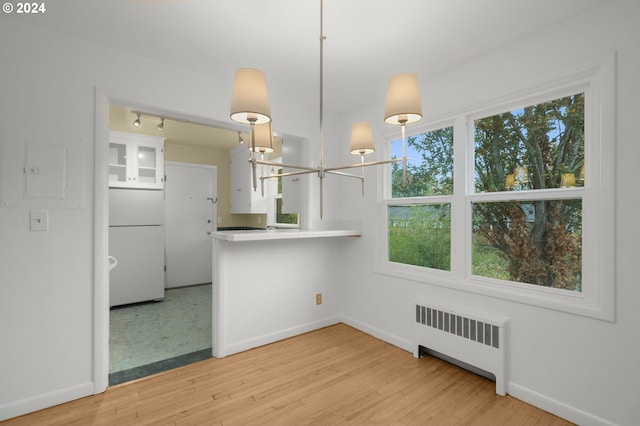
[414,301,508,396]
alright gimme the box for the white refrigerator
[109,188,165,307]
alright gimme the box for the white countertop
[211,229,361,242]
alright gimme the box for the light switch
[30,210,49,231]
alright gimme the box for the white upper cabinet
[229,144,267,214]
[109,130,165,189]
[280,139,302,214]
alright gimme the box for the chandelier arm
[320,172,324,219]
[323,157,405,172]
[262,169,318,181]
[255,159,318,172]
[325,170,365,179]
[401,123,408,186]
[361,156,365,196]
[249,120,258,191]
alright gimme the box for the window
[388,126,454,272]
[378,56,615,320]
[472,94,584,291]
[267,165,299,228]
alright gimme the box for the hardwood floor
[3,324,571,425]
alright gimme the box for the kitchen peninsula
[210,228,361,358]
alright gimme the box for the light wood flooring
[3,324,572,425]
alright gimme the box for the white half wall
[212,237,352,358]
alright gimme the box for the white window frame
[375,54,615,321]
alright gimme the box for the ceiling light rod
[229,0,422,218]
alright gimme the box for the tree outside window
[387,93,585,292]
[473,93,584,291]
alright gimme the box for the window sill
[373,261,614,322]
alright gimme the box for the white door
[165,162,217,288]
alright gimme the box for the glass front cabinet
[108,130,165,189]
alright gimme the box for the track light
[132,113,141,128]
[157,118,164,131]
[237,131,244,144]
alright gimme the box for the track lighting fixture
[157,118,165,131]
[132,113,141,128]
[237,131,244,144]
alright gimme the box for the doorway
[108,162,217,385]
[94,91,305,392]
[97,96,232,387]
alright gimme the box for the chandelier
[229,0,423,218]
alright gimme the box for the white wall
[335,2,640,425]
[1,1,638,424]
[0,17,320,420]
[212,237,350,357]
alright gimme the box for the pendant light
[228,0,422,218]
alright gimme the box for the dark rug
[109,347,212,386]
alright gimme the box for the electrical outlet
[316,293,322,305]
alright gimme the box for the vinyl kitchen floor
[109,283,212,385]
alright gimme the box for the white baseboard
[339,315,414,353]
[0,381,94,422]
[340,315,617,426]
[507,383,617,426]
[221,316,342,357]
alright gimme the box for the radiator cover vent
[414,301,508,396]
[416,304,501,349]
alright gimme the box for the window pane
[472,199,582,291]
[388,204,451,271]
[474,93,584,193]
[275,198,298,225]
[391,127,453,197]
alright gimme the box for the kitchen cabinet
[108,130,164,189]
[280,138,303,215]
[229,144,267,214]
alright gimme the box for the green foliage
[472,242,510,280]
[474,94,585,192]
[389,94,584,291]
[392,127,453,197]
[472,94,584,289]
[388,204,451,271]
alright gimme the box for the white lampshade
[230,68,272,125]
[349,122,375,155]
[248,122,274,153]
[384,73,423,125]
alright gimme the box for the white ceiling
[5,0,608,146]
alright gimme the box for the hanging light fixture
[132,113,141,128]
[229,0,422,218]
[384,73,423,185]
[157,117,165,131]
[249,122,275,196]
[350,122,375,195]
